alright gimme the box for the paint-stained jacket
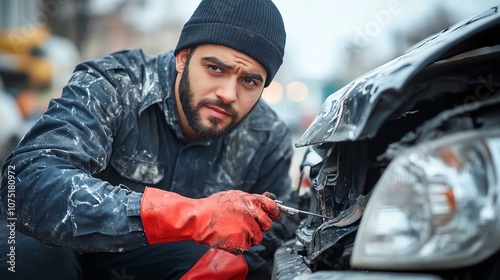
[0,50,294,261]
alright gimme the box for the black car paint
[274,5,500,280]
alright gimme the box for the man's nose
[215,79,237,104]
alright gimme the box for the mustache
[198,98,238,118]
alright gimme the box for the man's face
[175,44,267,140]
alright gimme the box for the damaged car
[273,5,500,280]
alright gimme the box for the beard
[178,65,249,139]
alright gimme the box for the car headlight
[351,129,500,270]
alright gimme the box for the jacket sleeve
[0,60,147,253]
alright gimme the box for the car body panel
[296,6,500,147]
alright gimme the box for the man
[0,0,297,279]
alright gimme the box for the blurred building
[82,0,185,59]
[0,0,80,162]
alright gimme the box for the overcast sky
[273,0,498,80]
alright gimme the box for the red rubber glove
[140,187,282,254]
[180,249,248,280]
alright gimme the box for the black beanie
[174,0,286,87]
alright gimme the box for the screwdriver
[274,200,331,219]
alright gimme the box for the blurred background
[1,0,498,180]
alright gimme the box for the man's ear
[175,49,190,73]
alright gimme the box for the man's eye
[208,65,222,73]
[243,78,256,86]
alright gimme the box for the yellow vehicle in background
[0,23,54,162]
[0,25,53,118]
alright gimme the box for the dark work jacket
[0,50,294,261]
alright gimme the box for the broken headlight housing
[351,128,500,270]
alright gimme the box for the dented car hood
[296,5,500,147]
